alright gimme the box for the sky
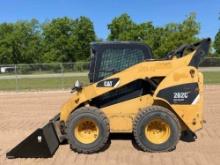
[0,0,219,40]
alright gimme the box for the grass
[203,72,220,84]
[0,72,219,91]
[0,76,89,91]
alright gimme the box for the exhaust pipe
[6,116,60,159]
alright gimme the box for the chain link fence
[0,57,220,91]
[0,62,89,74]
[200,57,220,67]
[0,62,89,91]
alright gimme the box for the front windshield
[98,48,145,79]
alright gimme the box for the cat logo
[97,78,120,88]
[104,81,113,87]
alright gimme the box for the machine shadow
[60,133,142,152]
[109,133,142,151]
[60,131,196,154]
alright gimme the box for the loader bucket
[6,122,59,159]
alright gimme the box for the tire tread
[66,106,110,154]
[133,105,181,152]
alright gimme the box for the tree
[42,16,95,62]
[0,23,14,64]
[71,16,96,61]
[42,17,76,62]
[214,31,220,56]
[0,19,42,64]
[107,13,200,58]
[214,15,220,56]
[0,16,96,64]
[107,13,137,40]
[155,13,200,56]
[107,14,161,56]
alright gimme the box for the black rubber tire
[66,106,110,153]
[133,105,181,152]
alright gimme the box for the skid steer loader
[6,38,211,158]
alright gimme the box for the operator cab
[89,42,153,83]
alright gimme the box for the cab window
[98,48,145,79]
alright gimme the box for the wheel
[66,106,110,153]
[133,105,181,152]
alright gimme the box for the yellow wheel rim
[145,119,171,144]
[74,118,99,144]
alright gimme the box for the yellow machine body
[60,50,204,133]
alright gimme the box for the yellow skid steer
[6,38,211,158]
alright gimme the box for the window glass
[98,48,145,79]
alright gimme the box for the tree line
[0,17,96,64]
[0,13,219,64]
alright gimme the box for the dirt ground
[0,86,220,165]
